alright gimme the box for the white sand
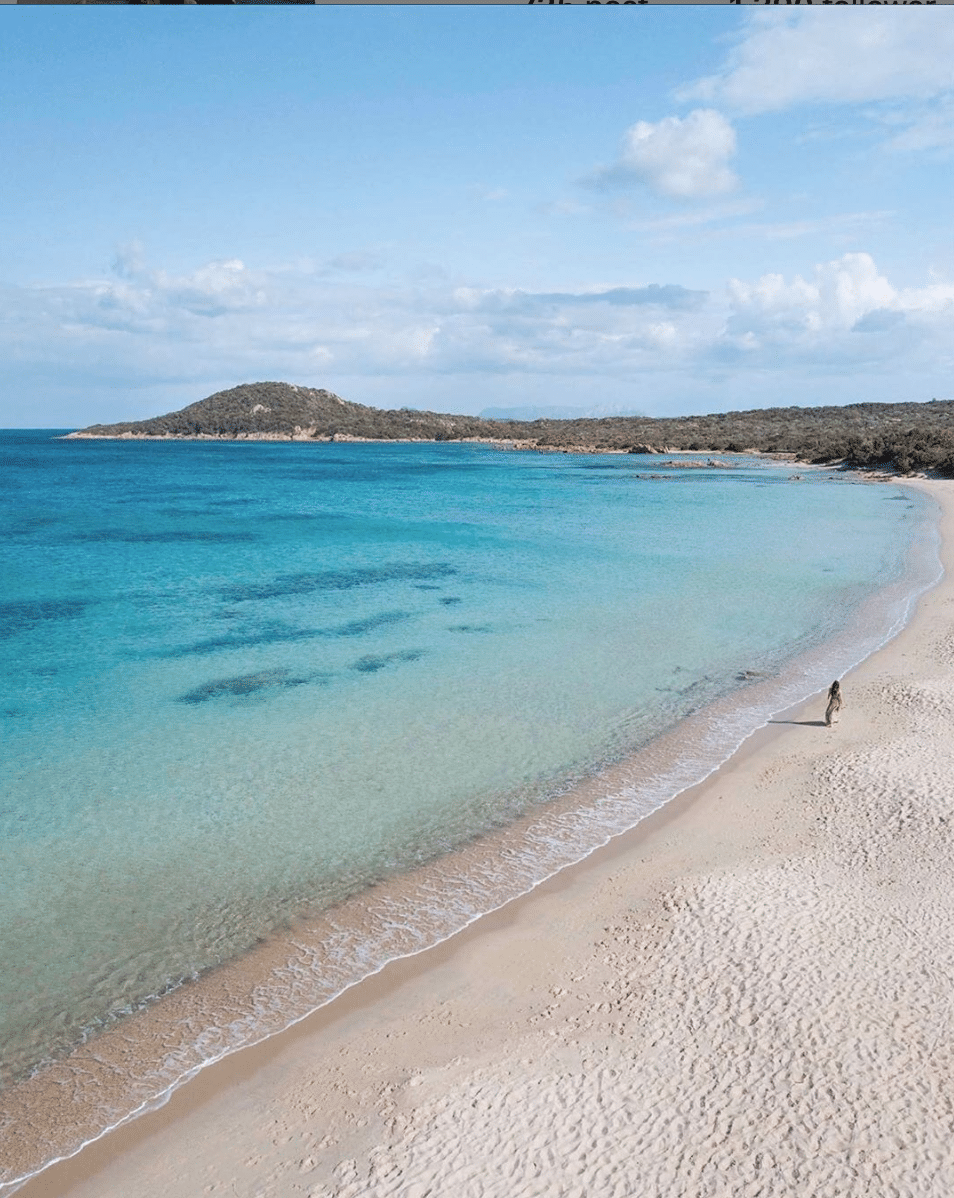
[20,478,954,1198]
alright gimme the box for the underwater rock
[178,668,308,704]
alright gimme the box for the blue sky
[2,7,953,427]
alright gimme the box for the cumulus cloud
[718,252,954,369]
[2,247,952,423]
[84,255,265,330]
[728,253,895,331]
[421,284,712,376]
[680,10,954,117]
[0,249,719,393]
[589,109,738,198]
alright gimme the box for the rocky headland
[66,381,954,475]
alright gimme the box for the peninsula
[67,381,954,476]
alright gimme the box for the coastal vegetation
[72,381,954,476]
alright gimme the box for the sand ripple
[16,497,954,1198]
[303,674,954,1198]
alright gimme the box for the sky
[2,7,953,428]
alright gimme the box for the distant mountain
[479,404,644,421]
[67,381,954,475]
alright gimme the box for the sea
[0,430,941,1191]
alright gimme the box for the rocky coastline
[63,380,954,475]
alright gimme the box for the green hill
[69,381,954,476]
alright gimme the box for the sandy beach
[12,476,954,1198]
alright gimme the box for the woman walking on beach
[825,680,842,727]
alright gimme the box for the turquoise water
[0,431,938,1186]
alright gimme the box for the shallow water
[0,432,939,1189]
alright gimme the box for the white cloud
[83,256,265,329]
[3,248,952,424]
[719,252,954,370]
[728,253,895,331]
[590,109,738,198]
[457,284,708,314]
[0,252,720,392]
[680,10,954,116]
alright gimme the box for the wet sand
[13,478,954,1198]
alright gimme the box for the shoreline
[9,713,811,1198]
[60,429,799,460]
[3,686,876,1198]
[8,476,953,1198]
[0,471,935,1194]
